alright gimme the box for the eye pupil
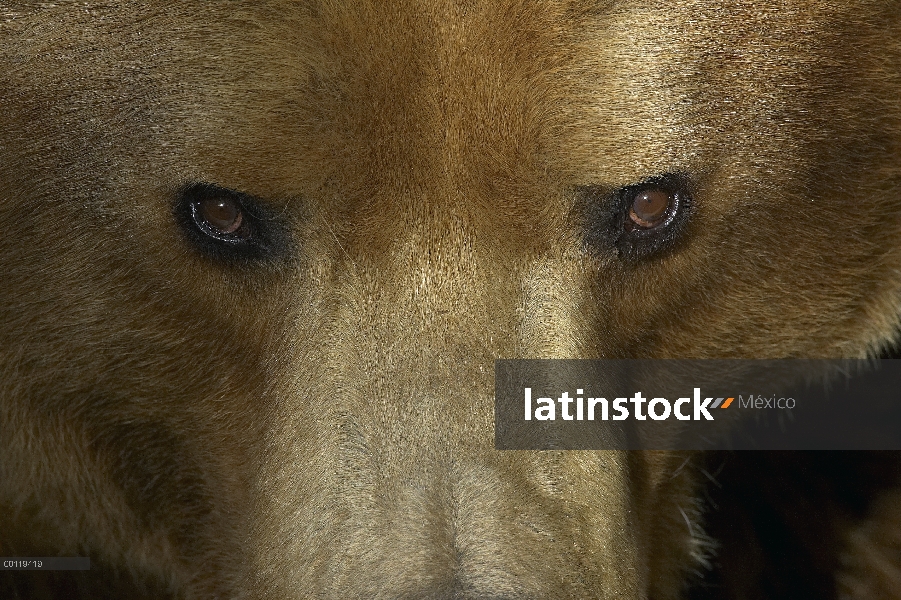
[629,188,672,229]
[199,197,243,234]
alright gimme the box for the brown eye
[628,188,672,230]
[198,196,243,235]
[177,182,293,263]
[579,172,693,262]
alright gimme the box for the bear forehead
[0,1,864,198]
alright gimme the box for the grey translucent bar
[1,558,90,570]
[494,359,901,450]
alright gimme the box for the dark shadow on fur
[687,351,901,600]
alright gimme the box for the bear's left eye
[581,172,693,262]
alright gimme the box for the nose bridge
[256,252,643,598]
[248,169,644,599]
[338,249,503,453]
[249,230,627,598]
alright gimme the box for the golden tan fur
[1,1,900,598]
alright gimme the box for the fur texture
[1,2,900,598]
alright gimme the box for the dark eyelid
[173,181,294,264]
[580,172,694,263]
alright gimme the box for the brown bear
[1,2,900,599]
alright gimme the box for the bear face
[1,2,900,599]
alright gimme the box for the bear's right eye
[626,187,674,231]
[174,182,292,263]
[191,192,250,242]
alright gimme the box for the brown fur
[1,1,900,598]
